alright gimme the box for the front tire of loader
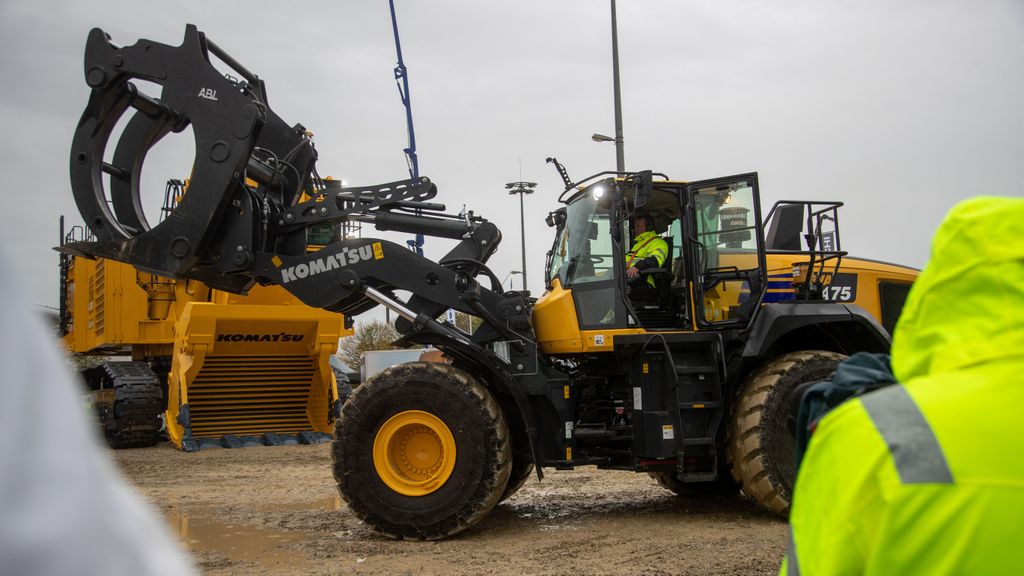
[499,455,535,502]
[727,350,846,516]
[333,361,512,540]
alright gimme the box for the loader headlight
[592,185,605,201]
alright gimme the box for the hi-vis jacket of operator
[625,230,668,288]
[782,196,1024,575]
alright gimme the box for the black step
[674,366,717,375]
[681,437,715,446]
[678,401,722,410]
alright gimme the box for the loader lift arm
[64,23,542,394]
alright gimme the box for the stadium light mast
[505,181,536,292]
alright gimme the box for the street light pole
[610,0,625,172]
[505,182,536,292]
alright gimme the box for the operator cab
[542,172,766,334]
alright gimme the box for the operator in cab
[625,213,668,300]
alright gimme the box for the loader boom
[65,26,529,349]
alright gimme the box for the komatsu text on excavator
[62,26,917,539]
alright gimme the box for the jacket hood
[892,196,1024,382]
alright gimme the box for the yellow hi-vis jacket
[625,231,668,287]
[782,196,1024,575]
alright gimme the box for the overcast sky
[1,0,1021,317]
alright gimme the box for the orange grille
[186,355,319,438]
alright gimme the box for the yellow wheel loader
[61,26,919,538]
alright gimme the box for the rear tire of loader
[727,350,846,516]
[333,361,511,540]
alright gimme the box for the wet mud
[113,443,787,575]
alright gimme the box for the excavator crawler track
[101,362,163,448]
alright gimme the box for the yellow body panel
[764,254,918,321]
[533,280,648,354]
[531,279,585,353]
[62,258,181,352]
[535,256,917,355]
[809,256,919,320]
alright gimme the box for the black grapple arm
[62,25,534,357]
[68,25,316,292]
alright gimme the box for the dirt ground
[113,443,788,575]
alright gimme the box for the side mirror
[634,170,653,209]
[546,209,566,228]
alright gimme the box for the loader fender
[742,302,890,361]
[443,348,541,481]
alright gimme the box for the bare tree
[338,319,401,369]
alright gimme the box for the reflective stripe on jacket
[783,196,1024,575]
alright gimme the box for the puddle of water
[166,499,338,571]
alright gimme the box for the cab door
[684,173,767,329]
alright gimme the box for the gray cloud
[1,0,1021,311]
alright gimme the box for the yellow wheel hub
[373,410,456,496]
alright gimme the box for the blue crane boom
[389,0,425,255]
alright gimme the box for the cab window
[549,192,616,286]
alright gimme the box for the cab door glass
[690,178,763,325]
[552,197,616,286]
[549,189,624,327]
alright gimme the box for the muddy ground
[112,443,787,575]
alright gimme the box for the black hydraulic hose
[440,258,503,294]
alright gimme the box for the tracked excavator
[62,26,917,539]
[59,214,352,451]
[59,179,355,451]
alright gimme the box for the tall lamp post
[610,0,625,173]
[505,182,536,292]
[594,0,625,172]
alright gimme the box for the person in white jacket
[0,251,196,576]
